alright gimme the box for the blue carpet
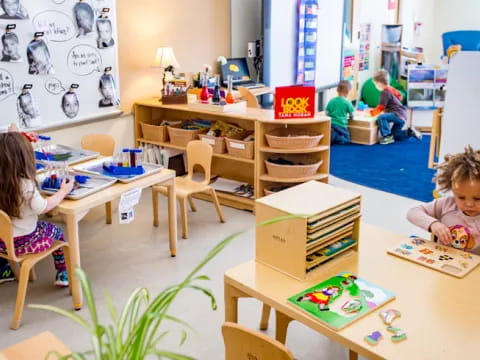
[330,135,436,202]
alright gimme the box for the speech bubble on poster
[32,11,75,42]
[45,77,66,95]
[67,44,102,76]
[0,69,15,102]
[52,0,67,4]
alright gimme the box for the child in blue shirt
[326,81,355,144]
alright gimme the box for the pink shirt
[407,196,480,255]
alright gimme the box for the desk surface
[225,223,480,360]
[57,168,175,214]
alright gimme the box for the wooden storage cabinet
[255,181,361,280]
[348,114,378,145]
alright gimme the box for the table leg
[275,311,293,344]
[259,303,271,330]
[65,213,82,310]
[349,349,358,360]
[166,179,177,257]
[105,202,112,224]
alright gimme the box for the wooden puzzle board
[387,238,480,278]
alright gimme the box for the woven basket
[265,155,323,178]
[168,126,208,147]
[225,138,255,159]
[265,127,324,149]
[141,122,170,142]
[199,134,226,154]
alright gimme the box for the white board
[439,52,480,160]
[0,0,120,132]
[263,0,344,90]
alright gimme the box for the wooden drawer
[348,125,378,145]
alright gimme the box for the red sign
[274,86,315,119]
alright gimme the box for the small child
[372,70,422,145]
[326,80,354,144]
[407,146,480,254]
[0,132,74,285]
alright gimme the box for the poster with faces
[1,26,22,62]
[98,70,119,107]
[26,36,54,75]
[73,1,94,37]
[17,86,42,128]
[62,87,80,119]
[96,17,115,49]
[0,0,28,20]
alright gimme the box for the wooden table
[0,331,70,360]
[57,168,176,309]
[224,223,480,360]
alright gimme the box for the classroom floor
[0,177,429,359]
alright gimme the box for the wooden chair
[237,86,260,108]
[428,108,443,169]
[81,133,116,224]
[0,210,73,330]
[152,140,225,239]
[222,322,294,360]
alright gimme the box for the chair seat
[0,240,67,265]
[154,177,210,198]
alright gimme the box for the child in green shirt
[326,80,355,144]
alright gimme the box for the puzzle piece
[439,255,454,261]
[394,248,411,255]
[459,261,468,269]
[417,256,427,261]
[419,248,433,255]
[364,331,382,345]
[401,243,414,250]
[379,309,401,325]
[426,258,435,264]
[387,326,407,342]
[435,245,449,252]
[460,252,473,260]
[411,238,426,246]
[341,298,362,314]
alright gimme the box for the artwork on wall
[295,0,318,86]
[407,65,448,108]
[358,23,371,71]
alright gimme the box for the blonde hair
[373,70,389,85]
[436,146,480,191]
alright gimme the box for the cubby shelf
[259,145,329,154]
[259,173,329,183]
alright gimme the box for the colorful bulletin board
[0,0,121,132]
[288,272,395,330]
[343,49,355,81]
[358,23,371,71]
[295,0,318,86]
[407,65,448,108]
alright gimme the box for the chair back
[81,134,115,156]
[185,140,212,185]
[222,322,294,360]
[237,87,260,108]
[0,210,20,262]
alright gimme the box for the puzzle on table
[387,237,480,278]
[287,272,395,330]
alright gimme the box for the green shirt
[326,96,355,128]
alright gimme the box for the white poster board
[439,52,480,161]
[0,0,120,131]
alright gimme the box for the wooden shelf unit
[134,99,332,211]
[255,117,331,198]
[255,181,362,281]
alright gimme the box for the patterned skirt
[0,220,65,257]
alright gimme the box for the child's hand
[59,178,74,196]
[430,221,452,245]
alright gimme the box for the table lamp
[152,47,180,89]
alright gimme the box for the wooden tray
[37,172,116,200]
[387,238,480,278]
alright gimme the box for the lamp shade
[152,47,180,69]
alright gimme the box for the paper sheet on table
[119,187,142,224]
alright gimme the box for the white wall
[231,0,262,57]
[41,115,135,151]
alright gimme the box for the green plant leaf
[179,329,188,346]
[186,285,217,311]
[149,350,195,360]
[28,304,91,331]
[104,292,118,325]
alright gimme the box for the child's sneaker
[54,270,69,287]
[408,127,423,140]
[0,263,15,284]
[380,135,394,145]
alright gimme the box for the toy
[387,238,480,278]
[379,309,401,325]
[449,225,475,251]
[288,272,395,330]
[387,326,407,342]
[364,331,383,345]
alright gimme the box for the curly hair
[436,145,480,192]
[0,132,37,218]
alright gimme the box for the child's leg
[389,116,409,141]
[377,113,409,140]
[377,113,394,137]
[331,125,350,144]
